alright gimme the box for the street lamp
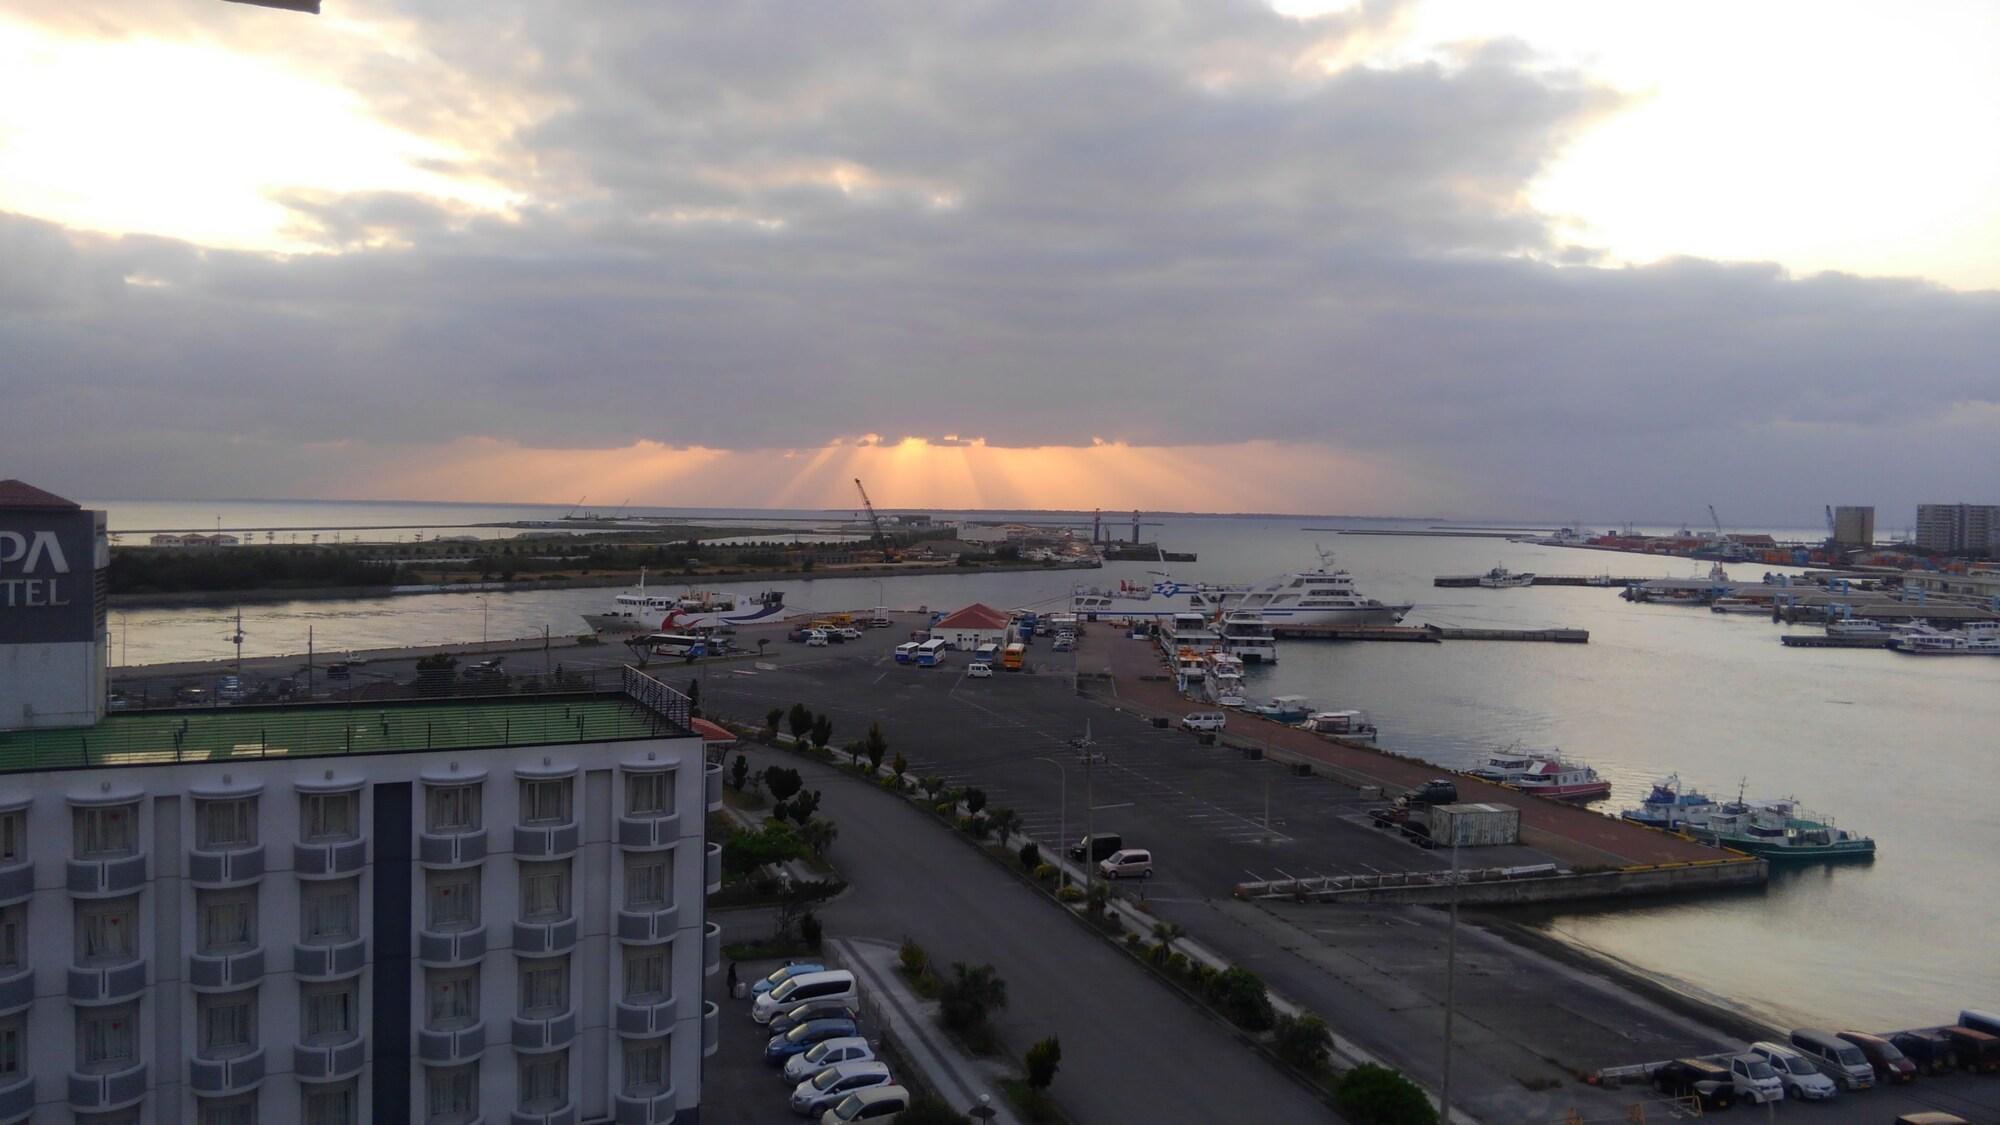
[1033,756,1067,888]
[1440,830,1461,1121]
[480,596,490,651]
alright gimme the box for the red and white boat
[1509,755,1612,802]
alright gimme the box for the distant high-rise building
[1914,503,2000,556]
[1830,506,1875,550]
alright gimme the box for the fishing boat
[1509,756,1613,801]
[1478,566,1535,589]
[1695,796,1876,862]
[1300,709,1377,741]
[1202,650,1248,707]
[1250,694,1314,723]
[583,572,786,633]
[1619,775,1717,830]
[1219,548,1413,626]
[1217,611,1278,664]
[1466,748,1555,783]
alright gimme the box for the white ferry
[583,574,787,634]
[1219,550,1412,627]
[1072,577,1241,621]
[1894,622,2000,655]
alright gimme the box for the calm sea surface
[95,501,2000,1030]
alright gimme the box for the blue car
[751,961,825,998]
[764,1018,859,1066]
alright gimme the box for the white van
[1099,848,1153,879]
[820,1084,911,1124]
[966,662,993,679]
[753,970,858,1024]
[1180,712,1226,732]
[1747,1042,1837,1101]
[1726,1054,1784,1104]
[1789,1028,1875,1090]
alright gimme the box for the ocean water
[98,502,1998,1030]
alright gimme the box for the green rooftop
[0,693,684,775]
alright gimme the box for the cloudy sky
[2,0,1996,522]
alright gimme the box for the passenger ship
[582,573,787,633]
[1219,550,1412,627]
[1218,611,1278,663]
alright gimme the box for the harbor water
[96,500,1999,1031]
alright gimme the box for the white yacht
[1202,650,1248,707]
[583,573,786,633]
[1300,709,1377,741]
[1218,611,1278,663]
[1219,550,1412,627]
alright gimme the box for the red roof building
[931,603,1013,651]
[0,480,80,509]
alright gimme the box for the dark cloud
[3,0,1997,519]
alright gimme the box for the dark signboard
[0,509,97,644]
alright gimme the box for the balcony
[0,862,32,905]
[66,854,146,897]
[702,1000,720,1057]
[704,841,721,894]
[614,1086,677,1125]
[615,903,679,944]
[293,1036,366,1082]
[511,1008,578,1052]
[704,921,721,977]
[68,1061,146,1112]
[189,1047,265,1096]
[68,960,146,1004]
[294,838,367,878]
[189,946,265,990]
[511,1105,578,1125]
[418,827,488,867]
[294,937,367,980]
[0,1072,32,1121]
[615,994,677,1037]
[0,967,32,1014]
[189,844,266,888]
[513,821,580,859]
[416,1021,486,1064]
[417,924,488,966]
[705,762,723,811]
[616,811,682,849]
[511,917,578,956]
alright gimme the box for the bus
[916,639,949,667]
[642,634,708,658]
[974,642,1000,663]
[893,641,920,664]
[1001,642,1026,671]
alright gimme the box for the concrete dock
[1271,623,1590,643]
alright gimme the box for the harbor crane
[1706,504,1725,540]
[853,478,899,562]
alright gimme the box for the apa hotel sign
[0,481,99,645]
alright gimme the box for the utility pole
[1440,829,1461,1122]
[1034,757,1067,889]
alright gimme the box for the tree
[764,766,803,804]
[1018,841,1041,872]
[963,787,988,816]
[788,789,822,826]
[921,775,944,800]
[865,722,889,772]
[989,807,1020,842]
[1207,967,1276,1031]
[765,707,783,740]
[1025,1036,1062,1090]
[414,652,458,696]
[1273,1012,1334,1071]
[842,739,866,766]
[1333,1064,1438,1125]
[800,817,839,857]
[798,910,823,951]
[939,962,1009,1032]
[1150,921,1184,960]
[728,754,749,791]
[720,822,804,876]
[809,713,833,751]
[891,752,908,783]
[787,703,813,740]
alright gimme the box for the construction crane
[853,478,898,562]
[1706,504,1725,540]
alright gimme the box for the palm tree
[988,807,1021,843]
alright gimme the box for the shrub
[764,766,803,804]
[1123,933,1143,949]
[963,787,988,815]
[1333,1064,1439,1125]
[798,911,823,951]
[1025,1036,1062,1090]
[938,962,1008,1033]
[787,703,813,740]
[1274,1012,1334,1071]
[809,713,833,750]
[1032,862,1057,883]
[961,816,991,840]
[1084,882,1109,916]
[866,723,888,772]
[1208,967,1276,1031]
[891,752,908,780]
[898,938,929,976]
[1018,841,1041,872]
[721,822,804,875]
[764,708,783,740]
[1056,885,1084,903]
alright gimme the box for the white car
[1098,847,1153,879]
[1727,1053,1785,1104]
[835,626,863,640]
[1180,712,1226,732]
[782,1036,875,1083]
[806,630,830,647]
[966,662,993,678]
[1748,1042,1838,1100]
[791,1061,893,1117]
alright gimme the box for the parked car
[782,1036,875,1083]
[789,628,816,643]
[791,1061,894,1117]
[1726,1053,1784,1104]
[765,1018,861,1066]
[1748,1041,1838,1100]
[1180,711,1226,732]
[1409,779,1459,805]
[769,1000,861,1036]
[806,630,830,647]
[216,675,246,701]
[1651,1059,1733,1110]
[1890,1029,1957,1075]
[1941,1026,2000,1073]
[753,962,826,998]
[819,1084,911,1123]
[966,662,993,678]
[835,626,863,640]
[1789,1028,1875,1089]
[1959,1009,2000,1039]
[325,661,350,679]
[1838,1030,1916,1084]
[1068,833,1122,863]
[1099,848,1153,880]
[754,970,858,1024]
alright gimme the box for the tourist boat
[1251,695,1314,723]
[1825,617,1896,639]
[1202,650,1248,707]
[1466,748,1555,783]
[1694,797,1876,862]
[1478,566,1535,589]
[583,572,786,633]
[1509,756,1613,801]
[1217,611,1278,664]
[1894,622,2000,655]
[1710,597,1769,614]
[1218,549,1413,626]
[1071,577,1242,621]
[1300,709,1377,741]
[1619,775,1717,830]
[1172,647,1208,684]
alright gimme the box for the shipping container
[1424,802,1520,847]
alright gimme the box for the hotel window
[197,991,256,1059]
[426,784,481,833]
[74,804,136,858]
[518,1050,569,1112]
[303,791,358,841]
[303,1081,357,1125]
[426,1062,478,1125]
[198,1096,257,1125]
[626,771,672,817]
[302,879,358,944]
[302,982,356,1044]
[76,898,138,964]
[520,777,572,825]
[198,889,257,954]
[77,1004,137,1073]
[519,862,568,921]
[0,1018,20,1079]
[624,1038,667,1095]
[195,798,257,850]
[519,957,568,1017]
[426,871,480,932]
[624,854,669,909]
[0,905,22,972]
[426,967,478,1030]
[0,811,22,864]
[623,946,668,1002]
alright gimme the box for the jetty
[1779,634,1896,649]
[1271,624,1588,644]
[1434,573,1647,587]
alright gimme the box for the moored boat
[1251,694,1314,723]
[1220,548,1413,626]
[1477,566,1535,589]
[1202,650,1248,707]
[583,573,786,633]
[1619,775,1717,830]
[1694,797,1876,862]
[1300,709,1377,741]
[1509,755,1613,801]
[1218,610,1278,663]
[1894,622,2000,655]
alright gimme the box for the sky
[1,0,1997,524]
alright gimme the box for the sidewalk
[831,937,1023,1125]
